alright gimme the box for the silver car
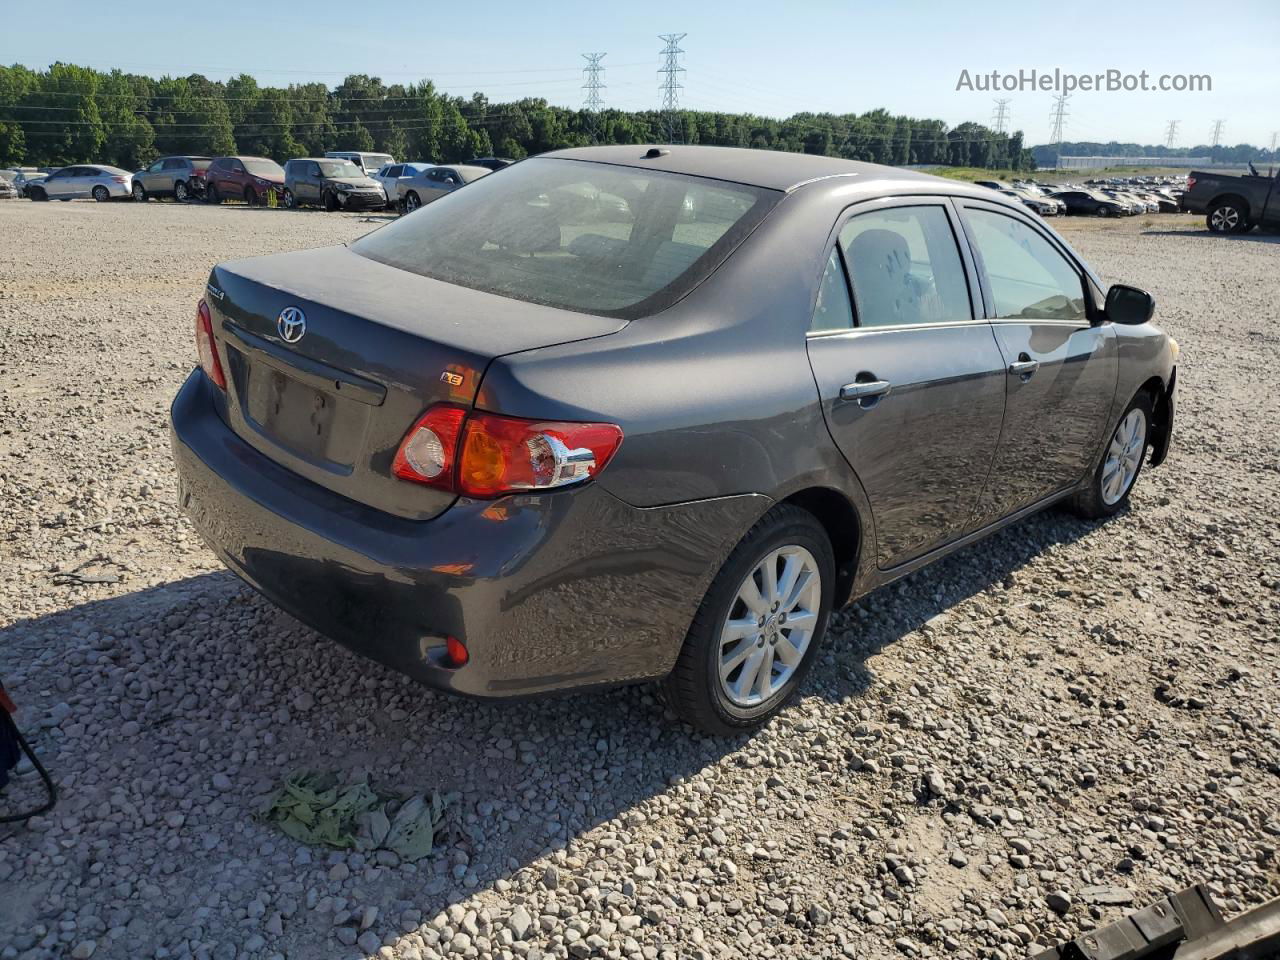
[395,164,491,213]
[132,156,212,203]
[26,165,133,202]
[370,162,430,207]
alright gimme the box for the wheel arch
[1145,370,1175,467]
[1209,192,1251,219]
[777,486,862,608]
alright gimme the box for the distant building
[1055,155,1224,170]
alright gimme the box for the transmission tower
[582,53,606,112]
[1048,94,1070,167]
[1164,120,1180,148]
[1210,119,1225,146]
[657,33,687,143]
[991,98,1011,134]
[1271,131,1279,153]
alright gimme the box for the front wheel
[282,189,296,209]
[206,183,221,204]
[1071,391,1153,519]
[29,187,47,202]
[92,185,110,202]
[1207,200,1248,234]
[323,190,338,212]
[243,186,257,206]
[662,504,835,735]
[132,182,147,202]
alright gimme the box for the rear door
[805,198,1009,568]
[955,200,1117,518]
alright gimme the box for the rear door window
[838,205,972,327]
[810,248,854,332]
[353,156,777,318]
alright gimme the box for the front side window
[353,156,776,318]
[810,248,854,332]
[964,209,1087,323]
[838,205,971,328]
[148,160,165,173]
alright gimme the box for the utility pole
[1048,94,1069,168]
[657,33,687,144]
[1210,119,1225,147]
[1271,131,1278,153]
[991,98,1011,135]
[582,53,606,142]
[1164,120,1180,149]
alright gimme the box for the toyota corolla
[170,145,1176,734]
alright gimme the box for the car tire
[92,185,110,202]
[132,182,147,202]
[1070,390,1154,520]
[1095,205,1110,217]
[282,189,296,209]
[323,190,338,212]
[243,186,257,206]
[1207,199,1248,234]
[206,183,221,205]
[174,180,189,202]
[662,503,835,736]
[29,187,47,202]
[404,191,420,213]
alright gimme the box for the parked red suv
[205,156,285,206]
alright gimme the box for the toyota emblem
[277,306,306,343]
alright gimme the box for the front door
[805,199,1008,568]
[956,202,1118,518]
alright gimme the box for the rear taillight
[392,405,623,498]
[196,299,226,390]
[1186,176,1196,190]
[112,176,128,183]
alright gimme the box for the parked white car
[370,162,431,207]
[25,165,133,202]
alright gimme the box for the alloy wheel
[93,186,109,202]
[1100,408,1147,505]
[132,183,144,202]
[717,545,821,707]
[1209,206,1239,232]
[175,181,188,202]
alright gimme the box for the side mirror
[1105,284,1155,325]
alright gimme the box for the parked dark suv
[205,156,285,206]
[282,158,386,211]
[132,156,212,203]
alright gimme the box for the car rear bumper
[169,370,764,698]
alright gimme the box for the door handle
[1008,357,1040,378]
[839,379,892,402]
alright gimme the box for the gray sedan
[395,164,491,212]
[170,146,1177,734]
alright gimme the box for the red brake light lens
[392,405,623,498]
[195,299,226,390]
[392,405,467,490]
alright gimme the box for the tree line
[1,63,1038,172]
[1032,140,1277,168]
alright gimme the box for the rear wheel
[663,504,834,735]
[132,182,147,202]
[174,180,189,202]
[1207,199,1248,234]
[92,185,110,202]
[1071,391,1153,519]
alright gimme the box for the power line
[1210,118,1224,147]
[657,33,686,143]
[991,98,1011,135]
[1164,119,1179,148]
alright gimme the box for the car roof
[540,144,956,194]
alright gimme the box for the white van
[324,151,394,176]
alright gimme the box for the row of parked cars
[1,150,512,213]
[973,175,1187,218]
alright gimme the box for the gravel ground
[0,200,1277,960]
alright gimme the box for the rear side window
[810,248,854,332]
[353,157,777,318]
[163,158,185,170]
[838,205,971,328]
[963,209,1087,323]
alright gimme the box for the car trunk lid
[206,245,627,520]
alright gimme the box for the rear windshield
[190,159,212,171]
[353,157,777,318]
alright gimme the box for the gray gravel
[1,201,1277,960]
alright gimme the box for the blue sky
[11,0,1280,147]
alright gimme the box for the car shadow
[0,502,1108,947]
